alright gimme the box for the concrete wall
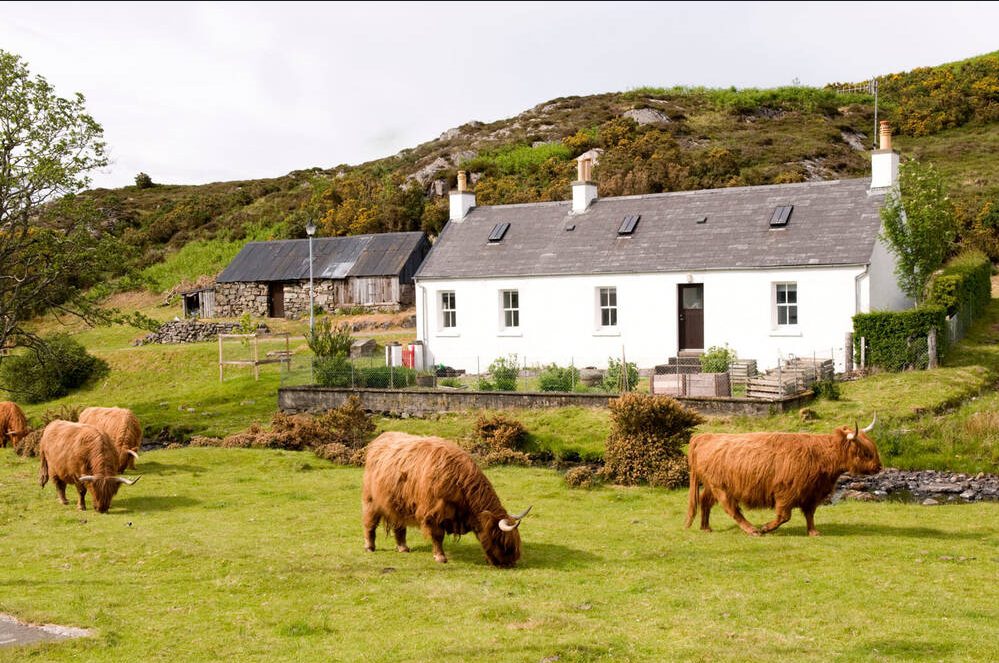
[278,386,814,418]
[416,265,872,373]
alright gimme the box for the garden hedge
[852,306,947,371]
[924,250,992,317]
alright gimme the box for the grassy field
[1,446,997,662]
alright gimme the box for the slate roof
[217,232,429,283]
[416,178,887,279]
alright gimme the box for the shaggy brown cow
[685,415,881,536]
[78,406,142,472]
[38,420,140,513]
[0,401,29,449]
[362,432,530,567]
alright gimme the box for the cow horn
[114,475,141,486]
[498,506,533,532]
[78,475,96,483]
[127,450,140,459]
[861,412,877,433]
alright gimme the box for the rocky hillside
[86,50,999,274]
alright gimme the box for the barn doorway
[267,283,285,318]
[678,284,704,351]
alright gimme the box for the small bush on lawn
[476,377,495,391]
[307,317,352,358]
[813,379,841,400]
[480,448,532,467]
[439,377,463,388]
[537,363,580,392]
[700,344,737,373]
[0,335,109,404]
[603,393,704,486]
[601,357,639,392]
[564,465,603,489]
[474,414,528,451]
[354,365,417,389]
[314,443,356,465]
[314,356,351,387]
[488,356,520,391]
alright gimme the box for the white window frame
[597,286,618,329]
[500,289,520,330]
[439,290,456,330]
[774,282,799,328]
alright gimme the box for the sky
[2,1,998,190]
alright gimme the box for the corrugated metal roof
[416,178,887,279]
[217,231,427,283]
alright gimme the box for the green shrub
[0,335,109,404]
[601,357,639,392]
[852,307,947,371]
[537,363,580,392]
[924,250,992,316]
[307,317,352,357]
[438,377,462,388]
[602,393,704,486]
[476,377,495,391]
[354,366,416,389]
[488,356,520,391]
[813,379,841,400]
[134,172,154,189]
[474,414,528,451]
[700,344,737,373]
[313,355,351,387]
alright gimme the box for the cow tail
[39,450,49,488]
[684,466,698,529]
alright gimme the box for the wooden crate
[652,373,685,396]
[728,359,758,385]
[746,374,800,399]
[687,372,731,397]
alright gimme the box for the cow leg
[699,488,716,531]
[54,479,69,506]
[363,507,380,552]
[714,489,760,536]
[760,503,793,534]
[802,504,821,537]
[422,522,447,563]
[75,483,87,511]
[393,526,410,553]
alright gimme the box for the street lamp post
[305,220,316,333]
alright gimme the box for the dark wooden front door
[268,283,285,318]
[678,284,704,350]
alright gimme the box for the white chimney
[572,156,598,214]
[870,121,899,189]
[449,170,475,221]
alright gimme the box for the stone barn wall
[214,282,268,318]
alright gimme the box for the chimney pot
[457,170,468,192]
[879,121,892,150]
[577,157,592,183]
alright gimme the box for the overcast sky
[2,1,997,189]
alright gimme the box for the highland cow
[0,401,28,449]
[362,432,530,567]
[78,406,142,472]
[38,420,140,513]
[686,416,881,536]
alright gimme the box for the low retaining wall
[277,386,813,417]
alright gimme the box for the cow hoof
[434,555,447,564]
[58,499,69,506]
[397,545,410,553]
[364,546,375,552]
[748,529,761,537]
[700,527,713,533]
[808,530,821,537]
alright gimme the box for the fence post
[860,337,866,369]
[777,357,783,399]
[571,357,575,392]
[928,327,938,370]
[844,332,853,373]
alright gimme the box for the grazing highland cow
[78,406,142,472]
[686,415,881,536]
[39,420,140,513]
[362,432,530,567]
[0,401,28,449]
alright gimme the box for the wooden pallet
[728,359,758,385]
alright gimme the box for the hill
[85,51,999,292]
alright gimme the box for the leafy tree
[0,51,147,374]
[879,161,957,302]
[134,172,154,189]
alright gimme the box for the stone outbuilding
[215,231,430,319]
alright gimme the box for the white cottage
[415,124,910,372]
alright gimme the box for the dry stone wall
[134,320,242,345]
[215,282,268,318]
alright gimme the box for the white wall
[867,234,914,311]
[416,265,873,373]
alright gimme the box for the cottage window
[501,290,520,329]
[775,283,798,326]
[440,291,456,329]
[599,287,617,327]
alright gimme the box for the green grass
[1,447,997,662]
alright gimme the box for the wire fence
[855,300,974,373]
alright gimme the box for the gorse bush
[488,356,520,391]
[700,344,737,373]
[307,317,352,357]
[474,414,528,452]
[0,335,109,404]
[602,393,704,487]
[563,465,602,489]
[537,363,580,392]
